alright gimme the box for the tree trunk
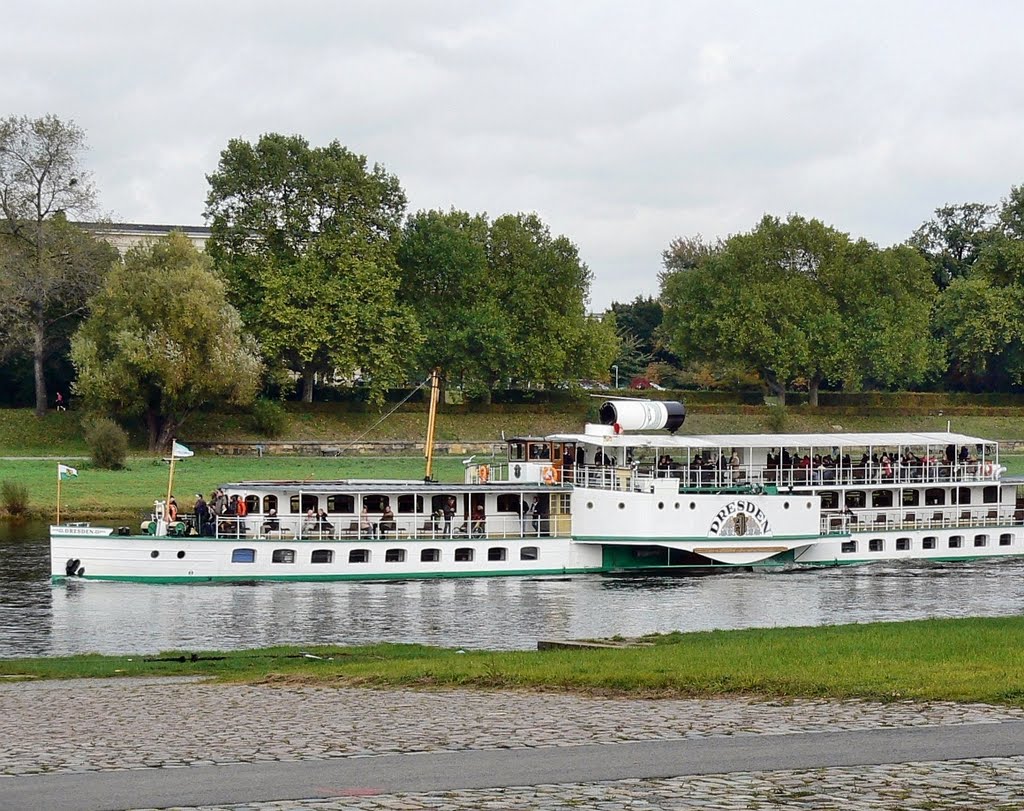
[808,374,821,407]
[302,365,315,403]
[33,315,47,417]
[763,369,786,405]
[146,408,164,452]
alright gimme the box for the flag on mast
[58,464,78,480]
[171,441,194,459]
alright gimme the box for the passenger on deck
[194,493,211,536]
[302,509,318,535]
[379,504,396,536]
[360,503,372,536]
[530,496,543,533]
[443,496,456,536]
[262,509,279,534]
[470,504,486,537]
[317,509,333,534]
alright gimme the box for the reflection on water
[3,520,1024,656]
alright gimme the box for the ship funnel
[598,400,686,433]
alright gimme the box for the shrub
[1,480,29,516]
[766,403,789,433]
[251,398,287,438]
[84,416,129,469]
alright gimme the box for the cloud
[3,0,1024,308]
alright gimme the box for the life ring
[542,466,557,484]
[479,464,490,483]
[983,462,994,476]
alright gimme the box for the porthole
[806,501,812,510]
[618,502,625,510]
[784,502,790,509]
[586,501,594,509]
[177,550,185,559]
[150,550,159,558]
[675,502,680,509]
[689,502,696,510]
[658,502,664,510]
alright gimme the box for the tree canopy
[71,233,261,450]
[205,133,417,402]
[398,209,617,395]
[661,215,938,403]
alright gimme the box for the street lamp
[612,365,619,389]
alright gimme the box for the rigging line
[335,373,435,453]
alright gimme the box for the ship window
[896,538,910,551]
[957,488,971,504]
[983,486,998,504]
[521,546,538,560]
[385,548,406,562]
[820,491,838,509]
[290,494,320,514]
[398,495,423,514]
[948,535,962,549]
[974,534,988,547]
[150,550,159,558]
[868,538,883,552]
[421,548,440,562]
[231,548,256,563]
[311,549,333,563]
[925,489,945,506]
[497,494,523,512]
[177,550,185,559]
[362,495,390,513]
[272,549,295,563]
[901,489,920,506]
[841,540,856,553]
[327,494,355,513]
[871,491,893,508]
[846,491,865,508]
[349,549,370,563]
[244,495,260,515]
[262,495,279,514]
[488,547,507,561]
[455,548,474,562]
[922,536,936,550]
[1000,533,1013,546]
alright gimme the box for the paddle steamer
[51,397,1024,582]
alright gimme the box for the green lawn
[3,617,1023,705]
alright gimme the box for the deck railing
[820,509,1021,536]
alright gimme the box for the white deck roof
[547,430,996,450]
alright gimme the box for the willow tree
[71,233,262,450]
[205,133,417,402]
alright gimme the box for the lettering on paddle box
[708,500,771,537]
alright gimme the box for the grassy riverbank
[2,616,1023,705]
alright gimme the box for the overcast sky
[4,1,1023,309]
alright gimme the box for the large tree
[205,133,417,402]
[397,209,616,395]
[0,115,110,415]
[662,214,937,404]
[71,233,261,450]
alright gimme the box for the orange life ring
[479,464,490,483]
[542,466,557,484]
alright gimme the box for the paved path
[1,677,1024,810]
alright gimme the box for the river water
[3,519,1024,657]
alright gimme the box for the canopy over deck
[545,430,996,451]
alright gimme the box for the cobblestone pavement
[3,677,1024,809]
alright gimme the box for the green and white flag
[58,464,78,481]
[171,441,194,459]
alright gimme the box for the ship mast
[423,368,440,482]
